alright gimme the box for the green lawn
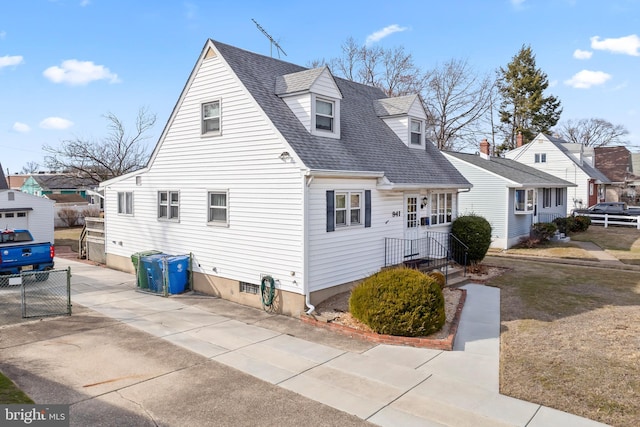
[0,372,33,404]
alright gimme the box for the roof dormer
[275,67,342,139]
[374,94,427,149]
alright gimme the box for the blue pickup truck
[0,229,55,280]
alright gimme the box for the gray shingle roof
[31,174,96,190]
[275,67,327,96]
[373,95,419,117]
[445,152,575,187]
[213,40,470,188]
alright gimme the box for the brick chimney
[516,132,523,148]
[479,138,491,160]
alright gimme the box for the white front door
[404,194,419,257]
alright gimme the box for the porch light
[421,197,428,209]
[279,151,292,161]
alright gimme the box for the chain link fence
[0,268,71,326]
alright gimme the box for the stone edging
[300,288,467,351]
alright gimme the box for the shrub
[349,268,445,337]
[428,270,446,290]
[81,207,101,218]
[531,222,557,241]
[57,207,80,227]
[553,217,574,235]
[451,214,492,265]
[572,215,591,232]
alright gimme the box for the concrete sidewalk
[1,258,608,426]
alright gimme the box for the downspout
[303,174,315,315]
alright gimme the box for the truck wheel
[35,272,50,282]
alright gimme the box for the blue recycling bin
[164,255,189,294]
[141,254,166,293]
[140,254,189,294]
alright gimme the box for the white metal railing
[579,213,640,229]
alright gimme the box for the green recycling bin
[131,250,162,289]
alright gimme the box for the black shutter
[326,190,335,232]
[364,190,371,228]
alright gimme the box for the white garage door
[0,211,30,230]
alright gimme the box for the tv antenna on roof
[252,18,287,58]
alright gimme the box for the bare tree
[556,118,629,147]
[423,59,496,151]
[44,107,156,184]
[20,161,40,174]
[327,37,428,97]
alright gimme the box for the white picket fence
[580,213,640,229]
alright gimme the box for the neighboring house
[100,39,471,315]
[444,140,575,249]
[6,174,29,190]
[21,174,97,200]
[505,133,610,214]
[594,146,639,204]
[0,189,55,243]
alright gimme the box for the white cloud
[590,34,640,56]
[573,49,592,60]
[80,0,91,6]
[12,122,30,133]
[365,24,409,46]
[510,0,526,6]
[43,59,120,85]
[39,117,74,130]
[564,70,611,89]
[0,31,6,40]
[0,55,24,68]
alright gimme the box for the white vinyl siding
[102,52,305,294]
[307,178,396,293]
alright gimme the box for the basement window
[240,282,259,295]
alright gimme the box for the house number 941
[391,211,401,217]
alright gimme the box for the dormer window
[410,119,422,145]
[315,99,334,132]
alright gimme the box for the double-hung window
[208,191,228,225]
[335,192,362,227]
[555,188,565,206]
[534,153,547,163]
[117,191,133,215]
[315,99,334,131]
[202,100,221,135]
[158,191,179,220]
[410,119,422,145]
[515,189,535,213]
[430,193,453,225]
[542,188,552,208]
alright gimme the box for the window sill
[207,221,229,227]
[200,131,221,138]
[158,218,180,223]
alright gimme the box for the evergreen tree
[497,45,562,151]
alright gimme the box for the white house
[505,133,610,214]
[0,189,55,244]
[100,39,471,315]
[444,140,575,249]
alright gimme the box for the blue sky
[1,0,639,175]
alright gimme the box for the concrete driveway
[0,258,607,427]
